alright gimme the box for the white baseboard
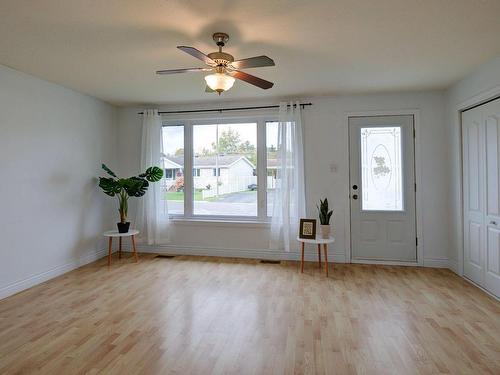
[351,259,420,266]
[462,276,500,301]
[448,259,460,275]
[346,257,450,268]
[423,258,449,268]
[0,248,108,300]
[136,244,346,263]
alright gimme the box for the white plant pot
[320,225,331,239]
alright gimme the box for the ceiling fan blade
[228,70,274,89]
[177,46,215,65]
[205,85,216,93]
[156,68,212,75]
[230,55,275,69]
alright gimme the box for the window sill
[170,218,271,228]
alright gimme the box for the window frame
[162,112,278,222]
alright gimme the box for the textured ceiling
[1,0,500,106]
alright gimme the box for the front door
[349,115,417,262]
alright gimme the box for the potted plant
[317,198,333,239]
[98,164,163,233]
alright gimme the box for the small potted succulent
[317,198,333,239]
[98,164,163,233]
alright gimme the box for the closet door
[462,108,486,287]
[462,98,500,298]
[484,100,500,297]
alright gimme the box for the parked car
[247,183,258,191]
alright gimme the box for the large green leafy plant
[317,198,333,225]
[98,164,163,223]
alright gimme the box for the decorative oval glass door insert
[360,126,403,211]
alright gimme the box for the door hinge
[415,183,417,192]
[413,127,416,138]
[416,237,418,246]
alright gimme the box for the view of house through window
[192,123,257,216]
[162,119,279,219]
[161,125,184,215]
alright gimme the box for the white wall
[0,65,118,299]
[445,54,500,274]
[117,91,449,265]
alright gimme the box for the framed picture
[299,219,317,239]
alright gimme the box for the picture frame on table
[299,219,317,239]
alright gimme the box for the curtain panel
[135,109,170,244]
[270,102,306,251]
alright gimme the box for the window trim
[162,113,278,222]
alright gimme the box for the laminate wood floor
[0,254,499,375]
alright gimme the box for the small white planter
[320,225,331,239]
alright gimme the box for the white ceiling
[1,0,500,106]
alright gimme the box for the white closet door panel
[487,228,500,274]
[484,101,500,297]
[486,226,500,296]
[486,115,500,216]
[467,123,481,212]
[463,98,500,298]
[462,109,485,286]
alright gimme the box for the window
[162,117,277,220]
[162,125,184,215]
[360,126,403,211]
[193,123,257,216]
[165,168,178,179]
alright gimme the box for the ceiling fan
[156,32,275,94]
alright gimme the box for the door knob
[352,194,358,200]
[352,184,358,190]
[490,221,497,225]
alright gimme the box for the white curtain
[270,101,306,251]
[135,109,170,244]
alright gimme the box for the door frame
[455,85,500,277]
[345,109,424,266]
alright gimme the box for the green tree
[212,128,241,154]
[238,140,256,153]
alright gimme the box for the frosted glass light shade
[204,73,235,92]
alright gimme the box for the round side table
[296,236,335,276]
[103,229,140,266]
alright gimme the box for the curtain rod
[137,102,312,115]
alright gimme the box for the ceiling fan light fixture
[204,73,235,94]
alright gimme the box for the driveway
[211,191,256,203]
[166,189,275,216]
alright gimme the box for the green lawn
[165,191,202,201]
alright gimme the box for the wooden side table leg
[317,244,321,268]
[119,237,122,259]
[131,235,138,263]
[108,237,112,266]
[323,244,329,276]
[301,242,305,273]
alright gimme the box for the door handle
[352,194,358,200]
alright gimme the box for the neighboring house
[161,154,256,195]
[266,158,278,189]
[162,157,183,180]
